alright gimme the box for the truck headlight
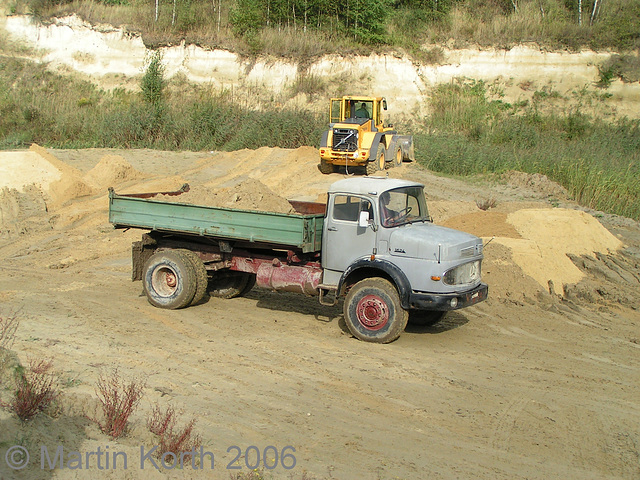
[443,260,481,285]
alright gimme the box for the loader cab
[330,96,386,130]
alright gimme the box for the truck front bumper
[407,283,488,311]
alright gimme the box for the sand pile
[184,146,333,202]
[0,150,62,191]
[83,154,145,189]
[0,185,50,237]
[160,178,295,214]
[501,171,568,199]
[444,207,623,294]
[27,144,95,206]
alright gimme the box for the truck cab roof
[328,177,423,197]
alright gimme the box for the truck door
[322,194,377,272]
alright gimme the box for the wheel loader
[318,96,415,175]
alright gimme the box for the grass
[0,55,325,150]
[414,81,640,220]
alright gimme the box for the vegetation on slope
[0,54,325,150]
[11,0,640,58]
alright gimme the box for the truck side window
[333,195,373,222]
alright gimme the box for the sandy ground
[0,146,639,480]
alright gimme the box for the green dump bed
[108,187,325,253]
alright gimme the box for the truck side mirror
[382,99,387,110]
[358,211,370,228]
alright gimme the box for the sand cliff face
[4,14,640,119]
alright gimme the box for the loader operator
[355,102,370,119]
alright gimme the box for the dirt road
[0,146,639,479]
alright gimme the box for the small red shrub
[147,404,201,460]
[11,358,59,421]
[94,368,145,438]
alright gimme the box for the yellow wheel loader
[318,96,414,175]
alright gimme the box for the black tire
[319,159,334,174]
[177,249,208,306]
[143,250,197,309]
[408,310,447,327]
[343,278,408,343]
[392,145,403,167]
[365,146,386,176]
[208,271,250,299]
[239,273,256,296]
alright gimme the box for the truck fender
[337,258,412,309]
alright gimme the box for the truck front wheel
[143,250,197,309]
[343,278,408,343]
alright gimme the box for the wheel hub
[152,266,178,296]
[356,294,389,330]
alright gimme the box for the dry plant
[0,311,20,350]
[476,197,497,211]
[147,403,201,460]
[9,358,59,421]
[94,368,146,438]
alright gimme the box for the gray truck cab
[321,177,487,341]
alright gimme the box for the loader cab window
[350,101,372,120]
[333,195,373,222]
[330,99,341,123]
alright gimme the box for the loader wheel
[143,250,197,309]
[208,271,250,299]
[343,278,408,343]
[393,145,403,167]
[366,146,386,176]
[319,159,335,174]
[408,310,447,327]
[177,249,209,306]
[376,146,386,171]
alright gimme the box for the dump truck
[108,177,487,343]
[318,96,415,175]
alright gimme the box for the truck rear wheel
[319,159,335,174]
[343,278,408,343]
[177,249,209,306]
[143,250,197,309]
[209,271,251,299]
[408,310,447,326]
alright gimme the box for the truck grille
[332,128,358,152]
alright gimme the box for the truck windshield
[379,187,430,227]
